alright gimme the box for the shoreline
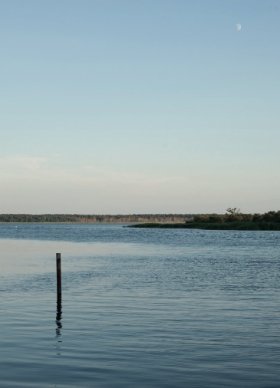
[129,221,280,231]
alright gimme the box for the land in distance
[0,214,192,223]
[129,211,280,231]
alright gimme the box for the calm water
[0,223,280,387]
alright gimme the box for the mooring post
[56,253,62,302]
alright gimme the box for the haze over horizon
[1,0,279,214]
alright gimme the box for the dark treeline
[131,210,280,230]
[2,211,280,230]
[0,214,192,223]
[193,210,280,223]
[190,210,280,230]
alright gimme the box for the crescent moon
[236,23,242,32]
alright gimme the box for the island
[129,209,280,231]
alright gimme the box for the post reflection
[56,298,62,339]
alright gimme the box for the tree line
[189,210,280,230]
[193,210,280,224]
[0,214,192,223]
[131,210,280,230]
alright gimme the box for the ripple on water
[0,226,280,387]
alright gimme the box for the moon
[236,23,242,32]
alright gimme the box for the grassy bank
[130,221,280,230]
[130,210,280,230]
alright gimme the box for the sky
[1,0,279,214]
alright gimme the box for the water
[0,224,280,387]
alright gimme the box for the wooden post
[56,253,62,302]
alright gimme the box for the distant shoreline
[129,220,280,231]
[0,214,192,224]
[129,210,280,230]
[1,211,280,230]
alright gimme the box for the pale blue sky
[1,0,279,213]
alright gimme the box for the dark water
[0,224,280,387]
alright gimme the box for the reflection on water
[56,299,62,339]
[55,298,63,359]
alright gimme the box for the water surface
[0,224,279,387]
